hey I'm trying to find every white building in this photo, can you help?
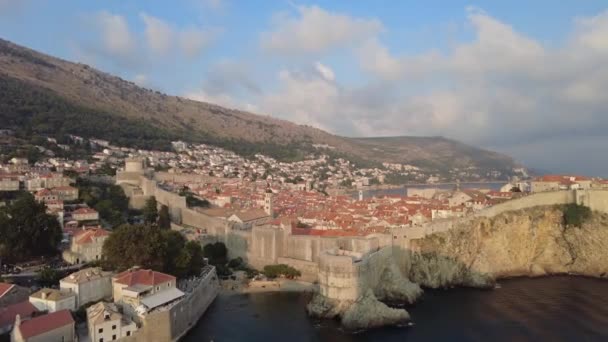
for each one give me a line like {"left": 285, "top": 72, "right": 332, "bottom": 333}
{"left": 60, "top": 268, "right": 112, "bottom": 308}
{"left": 29, "top": 288, "right": 76, "bottom": 313}
{"left": 87, "top": 302, "right": 138, "bottom": 342}
{"left": 62, "top": 228, "right": 110, "bottom": 264}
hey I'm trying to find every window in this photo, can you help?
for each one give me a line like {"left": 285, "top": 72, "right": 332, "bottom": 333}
{"left": 99, "top": 328, "right": 103, "bottom": 333}
{"left": 112, "top": 325, "right": 116, "bottom": 330}
{"left": 126, "top": 331, "right": 131, "bottom": 337}
{"left": 156, "top": 286, "right": 160, "bottom": 291}
{"left": 112, "top": 335, "right": 116, "bottom": 340}
{"left": 99, "top": 339, "right": 103, "bottom": 342}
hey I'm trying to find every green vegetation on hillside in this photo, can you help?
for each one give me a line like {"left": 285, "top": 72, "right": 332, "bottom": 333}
{"left": 0, "top": 193, "right": 62, "bottom": 263}
{"left": 563, "top": 203, "right": 592, "bottom": 228}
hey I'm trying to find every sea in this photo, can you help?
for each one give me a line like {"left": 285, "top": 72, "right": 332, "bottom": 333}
{"left": 183, "top": 276, "right": 608, "bottom": 342}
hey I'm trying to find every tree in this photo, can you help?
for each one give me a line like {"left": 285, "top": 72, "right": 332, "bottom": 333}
{"left": 0, "top": 193, "right": 62, "bottom": 263}
{"left": 262, "top": 264, "right": 301, "bottom": 279}
{"left": 203, "top": 242, "right": 227, "bottom": 266}
{"left": 143, "top": 196, "right": 158, "bottom": 224}
{"left": 37, "top": 267, "right": 62, "bottom": 287}
{"left": 158, "top": 205, "right": 171, "bottom": 230}
{"left": 101, "top": 224, "right": 203, "bottom": 278}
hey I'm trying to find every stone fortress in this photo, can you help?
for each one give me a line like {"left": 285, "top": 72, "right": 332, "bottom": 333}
{"left": 117, "top": 158, "right": 608, "bottom": 328}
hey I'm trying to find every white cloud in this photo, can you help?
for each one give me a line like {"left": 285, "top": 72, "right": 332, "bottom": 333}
{"left": 178, "top": 28, "right": 218, "bottom": 58}
{"left": 133, "top": 74, "right": 148, "bottom": 86}
{"left": 94, "top": 11, "right": 136, "bottom": 60}
{"left": 140, "top": 13, "right": 173, "bottom": 55}
{"left": 200, "top": 0, "right": 225, "bottom": 10}
{"left": 245, "top": 8, "right": 608, "bottom": 176}
{"left": 314, "top": 62, "right": 335, "bottom": 82}
{"left": 261, "top": 5, "right": 383, "bottom": 55}
{"left": 140, "top": 12, "right": 218, "bottom": 58}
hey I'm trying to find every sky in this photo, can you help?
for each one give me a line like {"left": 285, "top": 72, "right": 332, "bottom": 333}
{"left": 1, "top": 1, "right": 608, "bottom": 176}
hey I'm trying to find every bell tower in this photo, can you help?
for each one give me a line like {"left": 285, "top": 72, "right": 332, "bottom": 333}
{"left": 264, "top": 191, "right": 274, "bottom": 217}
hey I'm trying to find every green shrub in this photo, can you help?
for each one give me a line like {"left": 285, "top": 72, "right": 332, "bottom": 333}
{"left": 262, "top": 264, "right": 301, "bottom": 279}
{"left": 563, "top": 203, "right": 591, "bottom": 227}
{"left": 227, "top": 257, "right": 243, "bottom": 269}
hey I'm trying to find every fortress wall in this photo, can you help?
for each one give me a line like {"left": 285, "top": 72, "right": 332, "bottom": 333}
{"left": 135, "top": 268, "right": 219, "bottom": 342}
{"left": 476, "top": 190, "right": 575, "bottom": 218}
{"left": 318, "top": 254, "right": 360, "bottom": 300}
{"left": 181, "top": 208, "right": 228, "bottom": 238}
{"left": 226, "top": 229, "right": 252, "bottom": 261}
{"left": 579, "top": 190, "right": 608, "bottom": 213}
{"left": 248, "top": 226, "right": 285, "bottom": 269}
{"left": 153, "top": 172, "right": 227, "bottom": 184}
{"left": 277, "top": 257, "right": 319, "bottom": 282}
{"left": 115, "top": 171, "right": 143, "bottom": 186}
{"left": 318, "top": 247, "right": 395, "bottom": 301}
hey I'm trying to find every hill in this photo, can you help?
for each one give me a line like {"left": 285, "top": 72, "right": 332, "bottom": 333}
{"left": 0, "top": 38, "right": 521, "bottom": 176}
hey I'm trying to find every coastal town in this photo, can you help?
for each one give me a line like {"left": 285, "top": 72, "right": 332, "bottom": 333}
{"left": 0, "top": 132, "right": 608, "bottom": 342}
{"left": 1, "top": 133, "right": 608, "bottom": 341}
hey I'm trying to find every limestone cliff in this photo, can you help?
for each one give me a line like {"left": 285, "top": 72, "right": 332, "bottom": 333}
{"left": 307, "top": 289, "right": 410, "bottom": 331}
{"left": 409, "top": 206, "right": 608, "bottom": 288}
{"left": 375, "top": 263, "right": 423, "bottom": 303}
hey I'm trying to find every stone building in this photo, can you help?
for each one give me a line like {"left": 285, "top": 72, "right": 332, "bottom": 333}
{"left": 0, "top": 175, "right": 19, "bottom": 192}
{"left": 63, "top": 228, "right": 110, "bottom": 264}
{"left": 228, "top": 209, "right": 270, "bottom": 230}
{"left": 72, "top": 207, "right": 100, "bottom": 222}
{"left": 60, "top": 268, "right": 112, "bottom": 308}
{"left": 86, "top": 302, "right": 138, "bottom": 342}
{"left": 29, "top": 289, "right": 76, "bottom": 313}
{"left": 11, "top": 310, "right": 75, "bottom": 342}
{"left": 112, "top": 268, "right": 184, "bottom": 319}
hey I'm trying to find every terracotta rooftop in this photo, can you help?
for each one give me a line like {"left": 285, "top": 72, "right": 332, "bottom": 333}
{"left": 0, "top": 301, "right": 38, "bottom": 328}
{"left": 61, "top": 267, "right": 111, "bottom": 284}
{"left": 17, "top": 309, "right": 74, "bottom": 339}
{"left": 113, "top": 269, "right": 175, "bottom": 287}
{"left": 30, "top": 288, "right": 75, "bottom": 302}
{"left": 74, "top": 228, "right": 109, "bottom": 245}
{"left": 0, "top": 283, "right": 14, "bottom": 298}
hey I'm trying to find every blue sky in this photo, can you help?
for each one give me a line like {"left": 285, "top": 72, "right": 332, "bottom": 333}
{"left": 2, "top": 1, "right": 608, "bottom": 176}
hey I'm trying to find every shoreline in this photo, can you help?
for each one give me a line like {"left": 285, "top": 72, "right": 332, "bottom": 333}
{"left": 220, "top": 278, "right": 318, "bottom": 296}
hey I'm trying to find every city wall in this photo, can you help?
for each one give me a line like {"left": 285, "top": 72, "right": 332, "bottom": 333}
{"left": 118, "top": 167, "right": 608, "bottom": 303}
{"left": 134, "top": 268, "right": 220, "bottom": 342}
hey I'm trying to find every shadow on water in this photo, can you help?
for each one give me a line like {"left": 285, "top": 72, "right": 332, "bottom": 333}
{"left": 183, "top": 276, "right": 608, "bottom": 342}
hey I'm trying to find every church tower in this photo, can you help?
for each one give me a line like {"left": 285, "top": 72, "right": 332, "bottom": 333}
{"left": 358, "top": 190, "right": 364, "bottom": 201}
{"left": 264, "top": 191, "right": 274, "bottom": 217}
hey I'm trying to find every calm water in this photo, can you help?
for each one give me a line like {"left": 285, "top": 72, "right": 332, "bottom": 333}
{"left": 184, "top": 276, "right": 608, "bottom": 342}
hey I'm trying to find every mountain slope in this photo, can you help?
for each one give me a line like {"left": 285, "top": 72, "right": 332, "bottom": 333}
{"left": 0, "top": 38, "right": 520, "bottom": 174}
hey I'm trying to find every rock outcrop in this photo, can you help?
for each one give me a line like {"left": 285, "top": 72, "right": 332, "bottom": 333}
{"left": 308, "top": 206, "right": 608, "bottom": 331}
{"left": 375, "top": 263, "right": 423, "bottom": 303}
{"left": 409, "top": 206, "right": 608, "bottom": 287}
{"left": 341, "top": 290, "right": 410, "bottom": 330}
{"left": 307, "top": 290, "right": 410, "bottom": 330}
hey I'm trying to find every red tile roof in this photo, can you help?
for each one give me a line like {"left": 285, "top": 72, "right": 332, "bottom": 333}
{"left": 73, "top": 228, "right": 109, "bottom": 244}
{"left": 18, "top": 309, "right": 74, "bottom": 339}
{"left": 0, "top": 301, "right": 38, "bottom": 328}
{"left": 0, "top": 283, "right": 14, "bottom": 298}
{"left": 73, "top": 207, "right": 98, "bottom": 214}
{"left": 113, "top": 269, "right": 175, "bottom": 287}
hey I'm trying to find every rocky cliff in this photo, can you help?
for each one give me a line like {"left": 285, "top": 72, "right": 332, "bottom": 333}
{"left": 308, "top": 206, "right": 608, "bottom": 330}
{"left": 408, "top": 206, "right": 608, "bottom": 288}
